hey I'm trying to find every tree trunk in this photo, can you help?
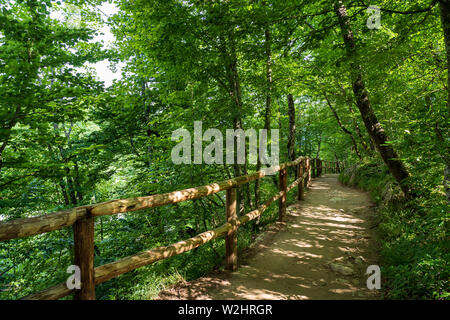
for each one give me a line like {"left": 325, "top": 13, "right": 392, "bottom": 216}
{"left": 440, "top": 1, "right": 450, "bottom": 109}
{"left": 334, "top": 1, "right": 412, "bottom": 198}
{"left": 0, "top": 104, "right": 21, "bottom": 175}
{"left": 223, "top": 31, "right": 252, "bottom": 213}
{"left": 58, "top": 181, "right": 70, "bottom": 206}
{"left": 287, "top": 93, "right": 297, "bottom": 179}
{"left": 349, "top": 103, "right": 372, "bottom": 154}
{"left": 73, "top": 161, "right": 83, "bottom": 203}
{"left": 339, "top": 84, "right": 372, "bottom": 154}
{"left": 48, "top": 145, "right": 70, "bottom": 206}
{"left": 287, "top": 94, "right": 296, "bottom": 163}
{"left": 439, "top": 0, "right": 450, "bottom": 202}
{"left": 324, "top": 92, "right": 362, "bottom": 159}
{"left": 316, "top": 133, "right": 322, "bottom": 159}
{"left": 142, "top": 80, "right": 153, "bottom": 167}
{"left": 66, "top": 173, "right": 78, "bottom": 206}
{"left": 255, "top": 28, "right": 273, "bottom": 207}
{"left": 230, "top": 60, "right": 253, "bottom": 212}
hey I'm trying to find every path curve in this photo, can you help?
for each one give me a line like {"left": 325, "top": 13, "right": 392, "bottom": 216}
{"left": 158, "top": 174, "right": 380, "bottom": 300}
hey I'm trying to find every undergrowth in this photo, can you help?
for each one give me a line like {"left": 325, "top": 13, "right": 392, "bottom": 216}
{"left": 99, "top": 180, "right": 289, "bottom": 300}
{"left": 339, "top": 160, "right": 449, "bottom": 300}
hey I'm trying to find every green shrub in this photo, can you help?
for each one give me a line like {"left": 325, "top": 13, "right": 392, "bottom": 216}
{"left": 339, "top": 161, "right": 449, "bottom": 300}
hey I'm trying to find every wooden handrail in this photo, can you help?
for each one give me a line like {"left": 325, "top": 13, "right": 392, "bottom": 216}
{"left": 1, "top": 156, "right": 345, "bottom": 300}
{"left": 0, "top": 158, "right": 304, "bottom": 241}
{"left": 0, "top": 207, "right": 89, "bottom": 241}
{"left": 22, "top": 172, "right": 310, "bottom": 300}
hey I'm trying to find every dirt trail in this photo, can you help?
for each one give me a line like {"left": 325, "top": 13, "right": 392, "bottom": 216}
{"left": 158, "top": 174, "right": 380, "bottom": 300}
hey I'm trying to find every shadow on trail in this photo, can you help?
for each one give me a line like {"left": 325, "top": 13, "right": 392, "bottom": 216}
{"left": 158, "top": 174, "right": 380, "bottom": 300}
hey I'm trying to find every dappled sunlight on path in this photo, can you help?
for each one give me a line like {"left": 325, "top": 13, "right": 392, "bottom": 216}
{"left": 158, "top": 174, "right": 380, "bottom": 300}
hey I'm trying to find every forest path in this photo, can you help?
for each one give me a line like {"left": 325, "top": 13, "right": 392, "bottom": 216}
{"left": 157, "top": 174, "right": 380, "bottom": 300}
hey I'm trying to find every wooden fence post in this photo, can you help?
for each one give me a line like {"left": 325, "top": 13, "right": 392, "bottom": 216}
{"left": 315, "top": 159, "right": 317, "bottom": 176}
{"left": 73, "top": 212, "right": 95, "bottom": 300}
{"left": 305, "top": 158, "right": 311, "bottom": 187}
{"left": 315, "top": 159, "right": 319, "bottom": 177}
{"left": 225, "top": 187, "right": 237, "bottom": 271}
{"left": 316, "top": 158, "right": 320, "bottom": 177}
{"left": 278, "top": 168, "right": 287, "bottom": 221}
{"left": 311, "top": 159, "right": 316, "bottom": 178}
{"left": 313, "top": 158, "right": 319, "bottom": 178}
{"left": 297, "top": 160, "right": 304, "bottom": 201}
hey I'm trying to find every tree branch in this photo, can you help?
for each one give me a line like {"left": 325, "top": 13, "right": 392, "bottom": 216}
{"left": 356, "top": 0, "right": 438, "bottom": 15}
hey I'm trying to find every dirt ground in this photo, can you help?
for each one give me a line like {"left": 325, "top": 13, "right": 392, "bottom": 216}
{"left": 157, "top": 174, "right": 381, "bottom": 300}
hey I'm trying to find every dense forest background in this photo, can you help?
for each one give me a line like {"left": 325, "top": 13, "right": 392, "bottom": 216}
{"left": 0, "top": 0, "right": 448, "bottom": 300}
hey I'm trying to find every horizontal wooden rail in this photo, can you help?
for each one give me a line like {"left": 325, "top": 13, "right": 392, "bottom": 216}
{"left": 0, "top": 207, "right": 88, "bottom": 241}
{"left": 22, "top": 172, "right": 310, "bottom": 300}
{"left": 0, "top": 158, "right": 305, "bottom": 241}
{"left": 82, "top": 157, "right": 303, "bottom": 217}
{"left": 2, "top": 156, "right": 345, "bottom": 300}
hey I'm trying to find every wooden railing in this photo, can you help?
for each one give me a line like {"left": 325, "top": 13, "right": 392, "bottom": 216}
{"left": 0, "top": 156, "right": 343, "bottom": 300}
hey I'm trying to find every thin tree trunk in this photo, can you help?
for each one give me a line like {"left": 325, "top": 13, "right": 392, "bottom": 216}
{"left": 316, "top": 133, "right": 322, "bottom": 159}
{"left": 264, "top": 29, "right": 273, "bottom": 136}
{"left": 287, "top": 94, "right": 296, "bottom": 162}
{"left": 324, "top": 92, "right": 362, "bottom": 159}
{"left": 334, "top": 1, "right": 412, "bottom": 197}
{"left": 224, "top": 31, "right": 252, "bottom": 213}
{"left": 53, "top": 123, "right": 78, "bottom": 205}
{"left": 58, "top": 181, "right": 70, "bottom": 206}
{"left": 338, "top": 83, "right": 372, "bottom": 154}
{"left": 439, "top": 1, "right": 450, "bottom": 111}
{"left": 255, "top": 28, "right": 273, "bottom": 207}
{"left": 73, "top": 161, "right": 83, "bottom": 203}
{"left": 142, "top": 80, "right": 153, "bottom": 167}
{"left": 48, "top": 145, "right": 70, "bottom": 205}
{"left": 288, "top": 93, "right": 298, "bottom": 179}
{"left": 64, "top": 173, "right": 77, "bottom": 205}
{"left": 0, "top": 104, "right": 21, "bottom": 175}
{"left": 438, "top": 0, "right": 450, "bottom": 202}
{"left": 231, "top": 60, "right": 253, "bottom": 212}
{"left": 349, "top": 103, "right": 372, "bottom": 154}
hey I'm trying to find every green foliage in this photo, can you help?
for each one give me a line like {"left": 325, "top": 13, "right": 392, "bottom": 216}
{"left": 340, "top": 162, "right": 449, "bottom": 300}
{"left": 339, "top": 161, "right": 398, "bottom": 205}
{"left": 379, "top": 200, "right": 449, "bottom": 300}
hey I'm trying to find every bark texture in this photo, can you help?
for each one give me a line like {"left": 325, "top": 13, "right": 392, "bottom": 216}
{"left": 334, "top": 1, "right": 412, "bottom": 197}
{"left": 439, "top": 0, "right": 450, "bottom": 202}
{"left": 287, "top": 93, "right": 297, "bottom": 165}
